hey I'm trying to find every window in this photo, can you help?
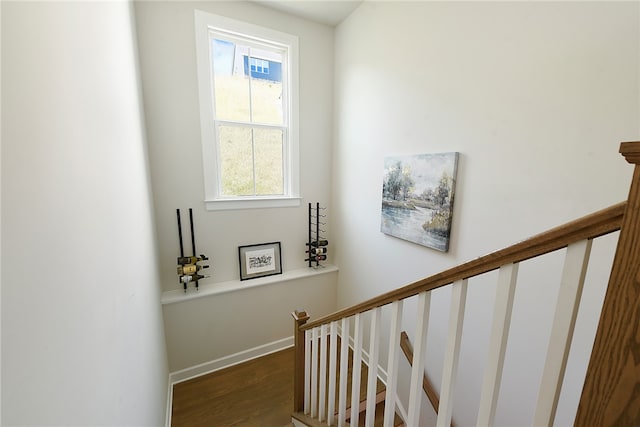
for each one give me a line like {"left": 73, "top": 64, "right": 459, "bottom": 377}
{"left": 194, "top": 11, "right": 300, "bottom": 210}
{"left": 249, "top": 58, "right": 270, "bottom": 75}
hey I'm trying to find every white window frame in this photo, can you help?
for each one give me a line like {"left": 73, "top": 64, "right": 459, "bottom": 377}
{"left": 194, "top": 10, "right": 300, "bottom": 210}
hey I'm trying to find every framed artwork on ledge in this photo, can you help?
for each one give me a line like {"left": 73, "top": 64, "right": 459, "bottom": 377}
{"left": 238, "top": 241, "right": 282, "bottom": 281}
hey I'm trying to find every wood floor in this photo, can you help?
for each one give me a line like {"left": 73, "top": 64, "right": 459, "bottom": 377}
{"left": 172, "top": 348, "right": 295, "bottom": 427}
{"left": 171, "top": 344, "right": 403, "bottom": 426}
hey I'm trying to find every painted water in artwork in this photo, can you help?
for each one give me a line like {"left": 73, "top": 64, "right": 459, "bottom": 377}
{"left": 381, "top": 152, "right": 459, "bottom": 251}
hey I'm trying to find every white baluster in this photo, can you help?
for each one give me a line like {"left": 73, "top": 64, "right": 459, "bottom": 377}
{"left": 350, "top": 312, "right": 365, "bottom": 426}
{"left": 477, "top": 263, "right": 519, "bottom": 426}
{"left": 383, "top": 300, "right": 404, "bottom": 427}
{"left": 533, "top": 240, "right": 592, "bottom": 426}
{"left": 328, "top": 321, "right": 338, "bottom": 426}
{"left": 407, "top": 291, "right": 432, "bottom": 426}
{"left": 338, "top": 316, "right": 350, "bottom": 427}
{"left": 305, "top": 329, "right": 311, "bottom": 414}
{"left": 312, "top": 327, "right": 320, "bottom": 418}
{"left": 319, "top": 323, "right": 328, "bottom": 422}
{"left": 365, "top": 307, "right": 382, "bottom": 427}
{"left": 437, "top": 279, "right": 468, "bottom": 427}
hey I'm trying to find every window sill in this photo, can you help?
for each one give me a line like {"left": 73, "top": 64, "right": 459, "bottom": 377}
{"left": 161, "top": 264, "right": 338, "bottom": 305}
{"left": 204, "top": 196, "right": 301, "bottom": 211}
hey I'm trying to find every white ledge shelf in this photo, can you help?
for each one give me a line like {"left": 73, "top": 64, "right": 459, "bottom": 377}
{"left": 161, "top": 264, "right": 338, "bottom": 305}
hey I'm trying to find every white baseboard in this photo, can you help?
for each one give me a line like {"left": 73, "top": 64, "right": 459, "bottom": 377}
{"left": 291, "top": 417, "right": 307, "bottom": 427}
{"left": 165, "top": 336, "right": 294, "bottom": 427}
{"left": 169, "top": 336, "right": 294, "bottom": 384}
{"left": 165, "top": 376, "right": 173, "bottom": 427}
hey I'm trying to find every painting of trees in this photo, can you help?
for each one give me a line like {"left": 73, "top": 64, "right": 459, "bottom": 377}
{"left": 381, "top": 152, "right": 459, "bottom": 251}
{"left": 383, "top": 161, "right": 415, "bottom": 202}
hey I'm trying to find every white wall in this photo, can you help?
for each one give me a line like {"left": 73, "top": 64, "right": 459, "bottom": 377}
{"left": 134, "top": 1, "right": 337, "bottom": 371}
{"left": 163, "top": 272, "right": 337, "bottom": 371}
{"left": 333, "top": 2, "right": 639, "bottom": 426}
{"left": 2, "top": 2, "right": 169, "bottom": 425}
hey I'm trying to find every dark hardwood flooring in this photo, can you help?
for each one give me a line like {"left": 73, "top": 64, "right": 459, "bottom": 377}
{"left": 172, "top": 348, "right": 294, "bottom": 427}
{"left": 171, "top": 343, "right": 402, "bottom": 426}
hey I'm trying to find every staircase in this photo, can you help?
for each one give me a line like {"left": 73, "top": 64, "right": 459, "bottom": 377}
{"left": 291, "top": 141, "right": 640, "bottom": 426}
{"left": 291, "top": 338, "right": 404, "bottom": 427}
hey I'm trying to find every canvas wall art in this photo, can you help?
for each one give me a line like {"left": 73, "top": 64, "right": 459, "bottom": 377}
{"left": 381, "top": 152, "right": 459, "bottom": 252}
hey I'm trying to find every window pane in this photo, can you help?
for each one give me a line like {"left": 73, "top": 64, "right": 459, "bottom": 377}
{"left": 212, "top": 39, "right": 250, "bottom": 122}
{"left": 218, "top": 126, "right": 254, "bottom": 196}
{"left": 254, "top": 128, "right": 284, "bottom": 195}
{"left": 248, "top": 49, "right": 283, "bottom": 126}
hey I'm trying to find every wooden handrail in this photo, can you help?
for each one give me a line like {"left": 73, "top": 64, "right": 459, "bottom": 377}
{"left": 302, "top": 201, "right": 625, "bottom": 331}
{"left": 576, "top": 141, "right": 640, "bottom": 425}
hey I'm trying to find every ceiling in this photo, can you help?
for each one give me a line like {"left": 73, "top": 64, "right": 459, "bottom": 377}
{"left": 253, "top": 1, "right": 363, "bottom": 26}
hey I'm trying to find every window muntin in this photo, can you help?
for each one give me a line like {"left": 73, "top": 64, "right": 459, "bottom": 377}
{"left": 194, "top": 11, "right": 299, "bottom": 210}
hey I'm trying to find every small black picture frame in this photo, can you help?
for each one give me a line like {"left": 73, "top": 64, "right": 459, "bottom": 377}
{"left": 238, "top": 241, "right": 282, "bottom": 281}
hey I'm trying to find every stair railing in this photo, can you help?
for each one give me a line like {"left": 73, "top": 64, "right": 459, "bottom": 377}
{"left": 293, "top": 141, "right": 640, "bottom": 426}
